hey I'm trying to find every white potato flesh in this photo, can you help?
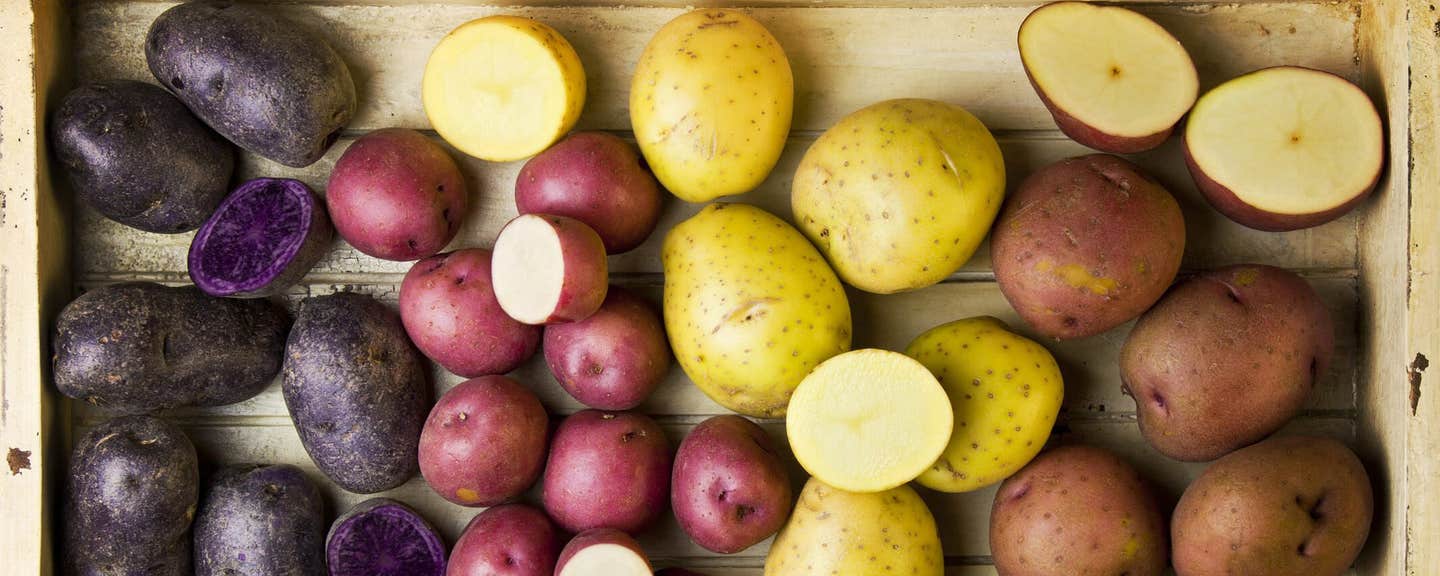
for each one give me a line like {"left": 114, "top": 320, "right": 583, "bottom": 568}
{"left": 491, "top": 215, "right": 564, "bottom": 325}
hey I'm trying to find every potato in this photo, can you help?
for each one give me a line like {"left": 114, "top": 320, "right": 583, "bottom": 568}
{"left": 418, "top": 376, "right": 549, "bottom": 506}
{"left": 188, "top": 178, "right": 334, "bottom": 298}
{"left": 991, "top": 154, "right": 1185, "bottom": 339}
{"left": 556, "top": 529, "right": 651, "bottom": 576}
{"left": 492, "top": 214, "right": 610, "bottom": 325}
{"left": 990, "top": 444, "right": 1168, "bottom": 576}
{"left": 1172, "top": 435, "right": 1372, "bottom": 576}
{"left": 543, "top": 287, "right": 670, "bottom": 410}
{"left": 282, "top": 292, "right": 429, "bottom": 493}
{"left": 630, "top": 9, "right": 793, "bottom": 202}
{"left": 905, "top": 316, "right": 1064, "bottom": 493}
{"left": 327, "top": 128, "right": 469, "bottom": 261}
{"left": 65, "top": 415, "right": 198, "bottom": 576}
{"left": 194, "top": 464, "right": 325, "bottom": 576}
{"left": 672, "top": 415, "right": 792, "bottom": 554}
{"left": 543, "top": 410, "right": 672, "bottom": 533}
{"left": 448, "top": 504, "right": 561, "bottom": 576}
{"left": 327, "top": 498, "right": 447, "bottom": 576}
{"left": 146, "top": 1, "right": 355, "bottom": 167}
{"left": 400, "top": 249, "right": 541, "bottom": 377}
{"left": 764, "top": 477, "right": 942, "bottom": 576}
{"left": 1120, "top": 264, "right": 1334, "bottom": 461}
{"left": 516, "top": 132, "right": 663, "bottom": 254}
{"left": 52, "top": 80, "right": 234, "bottom": 233}
{"left": 663, "top": 203, "right": 852, "bottom": 417}
{"left": 424, "top": 16, "right": 585, "bottom": 162}
{"left": 53, "top": 282, "right": 288, "bottom": 414}
{"left": 792, "top": 98, "right": 1006, "bottom": 294}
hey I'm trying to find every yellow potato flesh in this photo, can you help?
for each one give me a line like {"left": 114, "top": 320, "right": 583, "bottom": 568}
{"left": 785, "top": 349, "right": 953, "bottom": 493}
{"left": 764, "top": 478, "right": 943, "bottom": 576}
{"left": 423, "top": 16, "right": 585, "bottom": 162}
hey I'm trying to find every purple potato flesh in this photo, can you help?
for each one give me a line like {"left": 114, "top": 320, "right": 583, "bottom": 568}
{"left": 189, "top": 178, "right": 333, "bottom": 298}
{"left": 327, "top": 498, "right": 446, "bottom": 576}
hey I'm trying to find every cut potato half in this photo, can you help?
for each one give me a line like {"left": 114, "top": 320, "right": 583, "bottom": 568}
{"left": 423, "top": 16, "right": 586, "bottom": 161}
{"left": 786, "top": 349, "right": 954, "bottom": 493}
{"left": 491, "top": 214, "right": 608, "bottom": 325}
{"left": 1019, "top": 2, "right": 1197, "bottom": 153}
{"left": 1185, "top": 66, "right": 1383, "bottom": 231}
{"left": 557, "top": 529, "right": 651, "bottom": 576}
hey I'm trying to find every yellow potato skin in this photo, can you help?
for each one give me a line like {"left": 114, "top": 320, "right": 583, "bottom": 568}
{"left": 662, "top": 203, "right": 851, "bottom": 417}
{"left": 792, "top": 99, "right": 1005, "bottom": 293}
{"left": 905, "top": 316, "right": 1064, "bottom": 493}
{"left": 631, "top": 9, "right": 793, "bottom": 202}
{"left": 765, "top": 478, "right": 943, "bottom": 576}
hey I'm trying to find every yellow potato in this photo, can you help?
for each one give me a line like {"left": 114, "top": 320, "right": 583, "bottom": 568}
{"left": 786, "top": 349, "right": 953, "bottom": 493}
{"left": 765, "top": 477, "right": 943, "bottom": 576}
{"left": 630, "top": 9, "right": 793, "bottom": 202}
{"left": 792, "top": 98, "right": 1006, "bottom": 293}
{"left": 423, "top": 16, "right": 585, "bottom": 161}
{"left": 662, "top": 203, "right": 851, "bottom": 417}
{"left": 905, "top": 317, "right": 1064, "bottom": 493}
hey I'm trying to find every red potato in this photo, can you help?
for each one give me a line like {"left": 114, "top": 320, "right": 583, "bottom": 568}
{"left": 447, "top": 504, "right": 561, "bottom": 576}
{"left": 543, "top": 287, "right": 670, "bottom": 410}
{"left": 543, "top": 410, "right": 672, "bottom": 534}
{"left": 401, "top": 249, "right": 541, "bottom": 377}
{"left": 671, "top": 415, "right": 792, "bottom": 554}
{"left": 491, "top": 214, "right": 609, "bottom": 325}
{"left": 418, "top": 376, "right": 549, "bottom": 507}
{"left": 516, "top": 132, "right": 663, "bottom": 254}
{"left": 555, "top": 529, "right": 651, "bottom": 576}
{"left": 327, "top": 128, "right": 468, "bottom": 261}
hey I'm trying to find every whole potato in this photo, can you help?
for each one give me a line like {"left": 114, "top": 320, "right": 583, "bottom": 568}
{"left": 1172, "top": 436, "right": 1372, "bottom": 576}
{"left": 282, "top": 292, "right": 428, "bottom": 493}
{"left": 194, "top": 464, "right": 326, "bottom": 576}
{"left": 66, "top": 415, "right": 198, "bottom": 576}
{"left": 792, "top": 98, "right": 1006, "bottom": 294}
{"left": 145, "top": 1, "right": 355, "bottom": 167}
{"left": 400, "top": 249, "right": 541, "bottom": 377}
{"left": 543, "top": 410, "right": 672, "bottom": 534}
{"left": 418, "top": 376, "right": 549, "bottom": 507}
{"left": 663, "top": 203, "right": 852, "bottom": 417}
{"left": 991, "top": 154, "right": 1185, "bottom": 340}
{"left": 328, "top": 128, "right": 469, "bottom": 261}
{"left": 764, "top": 477, "right": 942, "bottom": 576}
{"left": 1120, "top": 264, "right": 1334, "bottom": 461}
{"left": 990, "top": 444, "right": 1168, "bottom": 576}
{"left": 52, "top": 80, "right": 234, "bottom": 233}
{"left": 630, "top": 9, "right": 793, "bottom": 202}
{"left": 447, "top": 504, "right": 561, "bottom": 576}
{"left": 672, "top": 415, "right": 792, "bottom": 554}
{"left": 543, "top": 287, "right": 670, "bottom": 410}
{"left": 516, "top": 132, "right": 662, "bottom": 254}
{"left": 53, "top": 282, "right": 288, "bottom": 414}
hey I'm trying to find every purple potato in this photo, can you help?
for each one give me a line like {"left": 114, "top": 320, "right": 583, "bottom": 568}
{"left": 189, "top": 178, "right": 333, "bottom": 298}
{"left": 327, "top": 498, "right": 446, "bottom": 576}
{"left": 194, "top": 464, "right": 325, "bottom": 576}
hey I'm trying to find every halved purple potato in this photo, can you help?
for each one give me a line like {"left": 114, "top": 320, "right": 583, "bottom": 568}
{"left": 188, "top": 178, "right": 333, "bottom": 298}
{"left": 327, "top": 498, "right": 446, "bottom": 576}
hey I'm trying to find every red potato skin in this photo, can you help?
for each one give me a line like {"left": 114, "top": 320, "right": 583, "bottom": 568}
{"left": 671, "top": 415, "right": 792, "bottom": 554}
{"left": 1024, "top": 67, "right": 1174, "bottom": 154}
{"left": 990, "top": 444, "right": 1169, "bottom": 576}
{"left": 1183, "top": 137, "right": 1378, "bottom": 232}
{"left": 516, "top": 132, "right": 663, "bottom": 254}
{"left": 447, "top": 504, "right": 561, "bottom": 576}
{"left": 499, "top": 215, "right": 609, "bottom": 324}
{"left": 418, "top": 376, "right": 550, "bottom": 507}
{"left": 401, "top": 249, "right": 541, "bottom": 377}
{"left": 1120, "top": 265, "right": 1334, "bottom": 462}
{"left": 327, "top": 128, "right": 468, "bottom": 261}
{"left": 542, "top": 410, "right": 672, "bottom": 534}
{"left": 555, "top": 529, "right": 649, "bottom": 573}
{"left": 991, "top": 154, "right": 1185, "bottom": 340}
{"left": 543, "top": 287, "right": 670, "bottom": 410}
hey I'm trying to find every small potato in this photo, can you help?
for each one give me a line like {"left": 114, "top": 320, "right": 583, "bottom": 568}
{"left": 491, "top": 214, "right": 609, "bottom": 325}
{"left": 327, "top": 498, "right": 447, "bottom": 576}
{"left": 764, "top": 477, "right": 942, "bottom": 576}
{"left": 631, "top": 9, "right": 792, "bottom": 202}
{"left": 543, "top": 287, "right": 670, "bottom": 410}
{"left": 400, "top": 249, "right": 541, "bottom": 377}
{"left": 905, "top": 316, "right": 1064, "bottom": 493}
{"left": 448, "top": 504, "right": 561, "bottom": 576}
{"left": 194, "top": 464, "right": 326, "bottom": 576}
{"left": 516, "top": 132, "right": 663, "bottom": 254}
{"left": 543, "top": 410, "right": 672, "bottom": 533}
{"left": 327, "top": 128, "right": 469, "bottom": 261}
{"left": 418, "top": 376, "right": 549, "bottom": 506}
{"left": 991, "top": 154, "right": 1185, "bottom": 339}
{"left": 672, "top": 415, "right": 792, "bottom": 554}
{"left": 556, "top": 529, "right": 651, "bottom": 576}
{"left": 990, "top": 444, "right": 1168, "bottom": 576}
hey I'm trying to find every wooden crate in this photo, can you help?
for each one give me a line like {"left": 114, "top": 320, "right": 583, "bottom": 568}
{"left": 2, "top": 0, "right": 1437, "bottom": 573}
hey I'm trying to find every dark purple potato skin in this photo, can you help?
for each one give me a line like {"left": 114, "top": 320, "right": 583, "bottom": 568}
{"left": 193, "top": 464, "right": 325, "bottom": 576}
{"left": 52, "top": 80, "right": 234, "bottom": 233}
{"left": 543, "top": 287, "right": 671, "bottom": 410}
{"left": 327, "top": 128, "right": 469, "bottom": 261}
{"left": 327, "top": 498, "right": 447, "bottom": 576}
{"left": 65, "top": 415, "right": 198, "bottom": 576}
{"left": 145, "top": 1, "right": 355, "bottom": 167}
{"left": 446, "top": 504, "right": 561, "bottom": 576}
{"left": 53, "top": 282, "right": 288, "bottom": 414}
{"left": 282, "top": 293, "right": 428, "bottom": 493}
{"left": 515, "top": 131, "right": 663, "bottom": 254}
{"left": 671, "top": 415, "right": 792, "bottom": 554}
{"left": 543, "top": 410, "right": 673, "bottom": 534}
{"left": 189, "top": 178, "right": 333, "bottom": 298}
